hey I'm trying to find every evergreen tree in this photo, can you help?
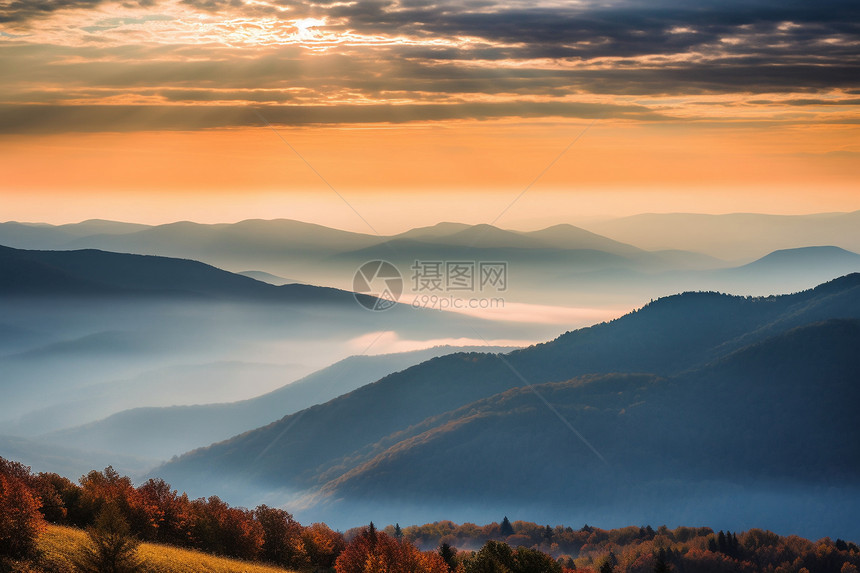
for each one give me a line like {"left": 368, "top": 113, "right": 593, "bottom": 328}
{"left": 543, "top": 525, "right": 553, "bottom": 541}
{"left": 717, "top": 531, "right": 727, "bottom": 553}
{"left": 439, "top": 542, "right": 457, "bottom": 572}
{"left": 599, "top": 551, "right": 617, "bottom": 573}
{"left": 394, "top": 523, "right": 403, "bottom": 539}
{"left": 500, "top": 516, "right": 514, "bottom": 537}
{"left": 654, "top": 547, "right": 670, "bottom": 573}
{"left": 367, "top": 522, "right": 377, "bottom": 548}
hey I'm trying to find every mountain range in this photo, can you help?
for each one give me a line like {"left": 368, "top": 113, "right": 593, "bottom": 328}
{"left": 4, "top": 217, "right": 859, "bottom": 309}
{"left": 155, "top": 273, "right": 860, "bottom": 536}
{"left": 1, "top": 221, "right": 859, "bottom": 537}
{"left": 0, "top": 244, "right": 544, "bottom": 445}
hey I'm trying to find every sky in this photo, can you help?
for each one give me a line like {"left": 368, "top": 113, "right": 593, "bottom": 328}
{"left": 0, "top": 0, "right": 858, "bottom": 232}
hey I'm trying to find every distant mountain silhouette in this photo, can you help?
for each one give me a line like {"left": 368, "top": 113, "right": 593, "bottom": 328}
{"left": 0, "top": 219, "right": 761, "bottom": 309}
{"left": 586, "top": 211, "right": 860, "bottom": 259}
{"left": 342, "top": 222, "right": 643, "bottom": 260}
{"left": 392, "top": 222, "right": 473, "bottom": 241}
{"left": 2, "top": 218, "right": 642, "bottom": 257}
{"left": 0, "top": 220, "right": 149, "bottom": 250}
{"left": 738, "top": 246, "right": 860, "bottom": 272}
{"left": 519, "top": 223, "right": 642, "bottom": 255}
{"left": 40, "top": 346, "right": 515, "bottom": 460}
{"left": 158, "top": 274, "right": 860, "bottom": 500}
{"left": 0, "top": 244, "right": 370, "bottom": 304}
{"left": 67, "top": 219, "right": 382, "bottom": 256}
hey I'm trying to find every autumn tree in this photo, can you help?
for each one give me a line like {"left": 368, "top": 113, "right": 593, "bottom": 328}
{"left": 190, "top": 496, "right": 264, "bottom": 560}
{"left": 136, "top": 478, "right": 194, "bottom": 545}
{"left": 0, "top": 467, "right": 45, "bottom": 560}
{"left": 79, "top": 467, "right": 150, "bottom": 537}
{"left": 255, "top": 505, "right": 306, "bottom": 567}
{"left": 34, "top": 472, "right": 81, "bottom": 524}
{"left": 302, "top": 522, "right": 346, "bottom": 569}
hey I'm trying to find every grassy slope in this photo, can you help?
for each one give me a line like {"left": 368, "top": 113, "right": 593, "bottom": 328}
{"left": 36, "top": 525, "right": 297, "bottom": 573}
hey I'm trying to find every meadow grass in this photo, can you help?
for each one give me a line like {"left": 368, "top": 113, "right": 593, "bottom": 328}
{"left": 35, "top": 524, "right": 298, "bottom": 573}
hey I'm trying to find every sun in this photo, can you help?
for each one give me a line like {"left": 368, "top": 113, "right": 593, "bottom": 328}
{"left": 294, "top": 17, "right": 326, "bottom": 41}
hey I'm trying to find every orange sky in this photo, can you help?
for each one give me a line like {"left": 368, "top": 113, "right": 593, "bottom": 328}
{"left": 1, "top": 0, "right": 858, "bottom": 228}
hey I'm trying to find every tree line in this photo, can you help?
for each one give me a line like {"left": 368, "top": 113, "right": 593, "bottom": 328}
{"left": 3, "top": 456, "right": 859, "bottom": 573}
{"left": 0, "top": 457, "right": 342, "bottom": 570}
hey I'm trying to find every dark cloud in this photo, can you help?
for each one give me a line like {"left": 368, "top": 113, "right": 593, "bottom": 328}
{"left": 178, "top": 0, "right": 242, "bottom": 12}
{"left": 0, "top": 101, "right": 667, "bottom": 133}
{"left": 322, "top": 0, "right": 859, "bottom": 57}
{"left": 1, "top": 0, "right": 857, "bottom": 131}
{"left": 0, "top": 0, "right": 104, "bottom": 23}
{"left": 0, "top": 0, "right": 152, "bottom": 23}
{"left": 3, "top": 41, "right": 857, "bottom": 103}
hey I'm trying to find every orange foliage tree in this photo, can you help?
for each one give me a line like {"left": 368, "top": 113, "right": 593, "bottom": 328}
{"left": 336, "top": 524, "right": 449, "bottom": 573}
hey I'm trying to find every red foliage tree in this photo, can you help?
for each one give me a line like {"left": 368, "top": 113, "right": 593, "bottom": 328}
{"left": 136, "top": 478, "right": 195, "bottom": 545}
{"left": 0, "top": 459, "right": 46, "bottom": 559}
{"left": 190, "top": 496, "right": 264, "bottom": 560}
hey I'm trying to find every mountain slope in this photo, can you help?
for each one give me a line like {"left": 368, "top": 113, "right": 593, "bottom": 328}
{"left": 320, "top": 319, "right": 860, "bottom": 503}
{"left": 0, "top": 244, "right": 368, "bottom": 304}
{"left": 157, "top": 274, "right": 860, "bottom": 494}
{"left": 40, "top": 346, "right": 516, "bottom": 460}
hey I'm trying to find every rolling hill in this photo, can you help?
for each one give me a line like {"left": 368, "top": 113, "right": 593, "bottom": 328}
{"left": 321, "top": 319, "right": 860, "bottom": 502}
